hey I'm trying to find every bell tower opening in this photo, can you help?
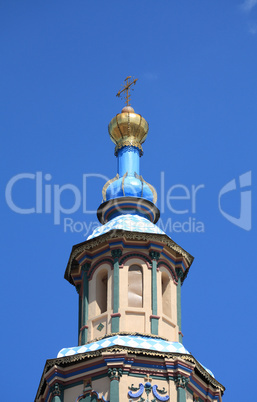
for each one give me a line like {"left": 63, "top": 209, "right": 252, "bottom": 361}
{"left": 128, "top": 264, "right": 143, "bottom": 308}
{"left": 162, "top": 271, "right": 171, "bottom": 318}
{"left": 96, "top": 269, "right": 108, "bottom": 314}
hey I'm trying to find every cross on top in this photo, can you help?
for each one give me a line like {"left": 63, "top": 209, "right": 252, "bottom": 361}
{"left": 116, "top": 76, "right": 138, "bottom": 106}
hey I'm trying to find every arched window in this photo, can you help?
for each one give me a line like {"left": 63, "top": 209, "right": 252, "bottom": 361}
{"left": 96, "top": 270, "right": 108, "bottom": 314}
{"left": 162, "top": 271, "right": 171, "bottom": 317}
{"left": 128, "top": 265, "right": 143, "bottom": 307}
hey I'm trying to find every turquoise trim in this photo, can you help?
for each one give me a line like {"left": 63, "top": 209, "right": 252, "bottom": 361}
{"left": 150, "top": 251, "right": 160, "bottom": 336}
{"left": 63, "top": 380, "right": 83, "bottom": 390}
{"left": 111, "top": 315, "right": 120, "bottom": 333}
{"left": 176, "top": 268, "right": 183, "bottom": 344}
{"left": 152, "top": 259, "right": 157, "bottom": 316}
{"left": 151, "top": 317, "right": 159, "bottom": 335}
{"left": 79, "top": 393, "right": 92, "bottom": 402}
{"left": 78, "top": 287, "right": 82, "bottom": 344}
{"left": 110, "top": 380, "right": 119, "bottom": 402}
{"left": 177, "top": 277, "right": 182, "bottom": 343}
{"left": 52, "top": 396, "right": 62, "bottom": 402}
{"left": 177, "top": 387, "right": 186, "bottom": 402}
{"left": 113, "top": 260, "right": 119, "bottom": 314}
{"left": 81, "top": 264, "right": 90, "bottom": 344}
{"left": 111, "top": 250, "right": 122, "bottom": 332}
{"left": 50, "top": 383, "right": 63, "bottom": 402}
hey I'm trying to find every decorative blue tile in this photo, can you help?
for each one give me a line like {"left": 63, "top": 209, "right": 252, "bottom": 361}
{"left": 87, "top": 214, "right": 166, "bottom": 240}
{"left": 57, "top": 335, "right": 188, "bottom": 358}
{"left": 57, "top": 335, "right": 214, "bottom": 378}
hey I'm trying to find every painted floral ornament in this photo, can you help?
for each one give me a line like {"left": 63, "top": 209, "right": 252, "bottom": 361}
{"left": 128, "top": 382, "right": 169, "bottom": 402}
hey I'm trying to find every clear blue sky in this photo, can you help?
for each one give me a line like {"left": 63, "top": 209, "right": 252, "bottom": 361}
{"left": 1, "top": 1, "right": 256, "bottom": 400}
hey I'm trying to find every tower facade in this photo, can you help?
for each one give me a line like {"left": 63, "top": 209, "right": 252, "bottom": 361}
{"left": 36, "top": 81, "right": 225, "bottom": 402}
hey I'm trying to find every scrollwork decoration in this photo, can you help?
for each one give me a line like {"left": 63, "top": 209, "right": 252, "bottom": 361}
{"left": 128, "top": 383, "right": 144, "bottom": 399}
{"left": 128, "top": 382, "right": 169, "bottom": 402}
{"left": 152, "top": 385, "right": 169, "bottom": 401}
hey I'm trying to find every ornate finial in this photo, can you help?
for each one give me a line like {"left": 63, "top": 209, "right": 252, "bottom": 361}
{"left": 116, "top": 76, "right": 138, "bottom": 106}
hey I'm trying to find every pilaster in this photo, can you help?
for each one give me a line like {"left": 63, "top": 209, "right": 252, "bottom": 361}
{"left": 50, "top": 382, "right": 63, "bottom": 402}
{"left": 108, "top": 367, "right": 122, "bottom": 402}
{"left": 174, "top": 375, "right": 189, "bottom": 402}
{"left": 175, "top": 267, "right": 183, "bottom": 343}
{"left": 81, "top": 263, "right": 90, "bottom": 345}
{"left": 149, "top": 250, "right": 160, "bottom": 335}
{"left": 76, "top": 285, "right": 81, "bottom": 345}
{"left": 111, "top": 249, "right": 122, "bottom": 333}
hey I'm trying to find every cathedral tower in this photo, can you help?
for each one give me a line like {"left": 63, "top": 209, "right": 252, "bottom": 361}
{"left": 36, "top": 78, "right": 225, "bottom": 402}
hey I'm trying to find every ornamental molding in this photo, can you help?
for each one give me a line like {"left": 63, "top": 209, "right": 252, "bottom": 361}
{"left": 128, "top": 382, "right": 169, "bottom": 402}
{"left": 87, "top": 331, "right": 169, "bottom": 344}
{"left": 174, "top": 375, "right": 189, "bottom": 389}
{"left": 149, "top": 250, "right": 160, "bottom": 261}
{"left": 36, "top": 345, "right": 224, "bottom": 400}
{"left": 65, "top": 230, "right": 193, "bottom": 285}
{"left": 175, "top": 267, "right": 184, "bottom": 280}
{"left": 111, "top": 249, "right": 122, "bottom": 261}
{"left": 98, "top": 196, "right": 159, "bottom": 225}
{"left": 119, "top": 252, "right": 152, "bottom": 268}
{"left": 157, "top": 261, "right": 177, "bottom": 283}
{"left": 87, "top": 258, "right": 113, "bottom": 280}
{"left": 50, "top": 382, "right": 63, "bottom": 396}
{"left": 180, "top": 354, "right": 223, "bottom": 389}
{"left": 114, "top": 141, "right": 143, "bottom": 156}
{"left": 82, "top": 262, "right": 91, "bottom": 272}
{"left": 107, "top": 367, "right": 123, "bottom": 381}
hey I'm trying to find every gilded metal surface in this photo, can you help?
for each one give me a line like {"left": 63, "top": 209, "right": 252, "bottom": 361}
{"left": 102, "top": 173, "right": 119, "bottom": 202}
{"left": 114, "top": 141, "right": 143, "bottom": 156}
{"left": 109, "top": 77, "right": 149, "bottom": 152}
{"left": 121, "top": 171, "right": 128, "bottom": 196}
{"left": 116, "top": 76, "right": 138, "bottom": 106}
{"left": 134, "top": 172, "right": 158, "bottom": 204}
{"left": 108, "top": 112, "right": 149, "bottom": 155}
{"left": 109, "top": 112, "right": 149, "bottom": 145}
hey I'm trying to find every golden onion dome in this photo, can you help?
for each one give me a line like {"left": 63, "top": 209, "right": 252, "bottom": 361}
{"left": 108, "top": 106, "right": 149, "bottom": 155}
